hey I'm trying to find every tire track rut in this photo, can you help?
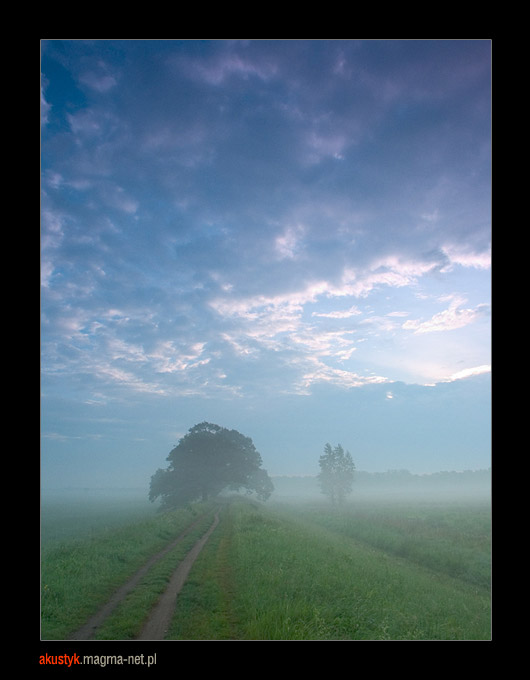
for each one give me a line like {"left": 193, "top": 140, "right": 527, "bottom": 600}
{"left": 137, "top": 511, "right": 220, "bottom": 640}
{"left": 68, "top": 510, "right": 219, "bottom": 641}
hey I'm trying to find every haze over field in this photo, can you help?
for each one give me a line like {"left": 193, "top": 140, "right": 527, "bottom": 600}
{"left": 41, "top": 40, "right": 491, "bottom": 491}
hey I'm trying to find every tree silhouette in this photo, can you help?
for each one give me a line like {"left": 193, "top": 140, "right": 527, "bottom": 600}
{"left": 318, "top": 443, "right": 355, "bottom": 505}
{"left": 149, "top": 422, "right": 274, "bottom": 509}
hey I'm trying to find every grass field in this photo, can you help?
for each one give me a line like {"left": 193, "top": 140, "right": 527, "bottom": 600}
{"left": 41, "top": 493, "right": 491, "bottom": 641}
{"left": 40, "top": 498, "right": 217, "bottom": 640}
{"left": 168, "top": 498, "right": 491, "bottom": 640}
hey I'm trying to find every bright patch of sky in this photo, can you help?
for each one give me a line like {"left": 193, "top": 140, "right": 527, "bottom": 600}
{"left": 41, "top": 40, "right": 491, "bottom": 487}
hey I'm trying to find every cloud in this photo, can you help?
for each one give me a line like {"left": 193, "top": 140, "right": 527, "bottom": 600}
{"left": 275, "top": 225, "right": 305, "bottom": 260}
{"left": 443, "top": 364, "right": 491, "bottom": 382}
{"left": 290, "top": 328, "right": 357, "bottom": 359}
{"left": 442, "top": 243, "right": 491, "bottom": 271}
{"left": 79, "top": 70, "right": 117, "bottom": 93}
{"left": 312, "top": 306, "right": 361, "bottom": 319}
{"left": 39, "top": 41, "right": 492, "bottom": 485}
{"left": 402, "top": 296, "right": 488, "bottom": 334}
{"left": 101, "top": 185, "right": 139, "bottom": 214}
{"left": 178, "top": 46, "right": 278, "bottom": 86}
{"left": 304, "top": 129, "right": 348, "bottom": 164}
{"left": 42, "top": 432, "right": 83, "bottom": 441}
{"left": 41, "top": 81, "right": 51, "bottom": 125}
{"left": 150, "top": 341, "right": 210, "bottom": 374}
{"left": 92, "top": 363, "right": 167, "bottom": 395}
{"left": 207, "top": 245, "right": 488, "bottom": 392}
{"left": 67, "top": 109, "right": 104, "bottom": 136}
{"left": 359, "top": 315, "right": 403, "bottom": 333}
{"left": 41, "top": 40, "right": 491, "bottom": 406}
{"left": 294, "top": 356, "right": 389, "bottom": 394}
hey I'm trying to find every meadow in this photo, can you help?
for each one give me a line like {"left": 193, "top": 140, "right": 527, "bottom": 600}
{"left": 168, "top": 498, "right": 491, "bottom": 640}
{"left": 41, "top": 491, "right": 491, "bottom": 641}
{"left": 41, "top": 494, "right": 217, "bottom": 640}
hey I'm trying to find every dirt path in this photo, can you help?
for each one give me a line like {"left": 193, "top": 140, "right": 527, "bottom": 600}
{"left": 137, "top": 511, "right": 220, "bottom": 640}
{"left": 68, "top": 511, "right": 218, "bottom": 641}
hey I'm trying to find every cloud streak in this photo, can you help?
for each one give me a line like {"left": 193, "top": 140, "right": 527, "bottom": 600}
{"left": 403, "top": 297, "right": 489, "bottom": 334}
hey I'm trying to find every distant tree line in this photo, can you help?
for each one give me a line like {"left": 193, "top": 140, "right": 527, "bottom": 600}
{"left": 354, "top": 469, "right": 491, "bottom": 485}
{"left": 270, "top": 466, "right": 490, "bottom": 502}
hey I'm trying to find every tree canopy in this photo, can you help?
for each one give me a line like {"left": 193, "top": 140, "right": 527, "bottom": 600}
{"left": 318, "top": 443, "right": 355, "bottom": 505}
{"left": 149, "top": 422, "right": 274, "bottom": 509}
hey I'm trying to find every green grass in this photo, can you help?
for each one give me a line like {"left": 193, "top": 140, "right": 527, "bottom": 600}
{"left": 278, "top": 500, "right": 492, "bottom": 588}
{"left": 41, "top": 501, "right": 215, "bottom": 640}
{"left": 41, "top": 495, "right": 492, "bottom": 641}
{"left": 167, "top": 499, "right": 491, "bottom": 640}
{"left": 165, "top": 504, "right": 238, "bottom": 640}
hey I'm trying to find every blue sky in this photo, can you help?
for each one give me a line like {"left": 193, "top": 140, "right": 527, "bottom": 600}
{"left": 41, "top": 40, "right": 491, "bottom": 489}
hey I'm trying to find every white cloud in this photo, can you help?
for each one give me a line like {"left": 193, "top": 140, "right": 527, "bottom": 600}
{"left": 67, "top": 110, "right": 103, "bottom": 136}
{"left": 213, "top": 254, "right": 438, "bottom": 324}
{"left": 208, "top": 253, "right": 460, "bottom": 389}
{"left": 443, "top": 364, "right": 491, "bottom": 382}
{"left": 106, "top": 337, "right": 148, "bottom": 364}
{"left": 184, "top": 51, "right": 277, "bottom": 86}
{"left": 334, "top": 256, "right": 439, "bottom": 300}
{"left": 312, "top": 306, "right": 361, "bottom": 319}
{"left": 275, "top": 225, "right": 305, "bottom": 260}
{"left": 210, "top": 287, "right": 312, "bottom": 326}
{"left": 360, "top": 315, "right": 402, "bottom": 333}
{"left": 290, "top": 328, "right": 356, "bottom": 359}
{"left": 41, "top": 41, "right": 491, "bottom": 407}
{"left": 221, "top": 333, "right": 258, "bottom": 358}
{"left": 304, "top": 130, "right": 348, "bottom": 164}
{"left": 403, "top": 297, "right": 487, "bottom": 334}
{"left": 294, "top": 356, "right": 389, "bottom": 394}
{"left": 41, "top": 260, "right": 55, "bottom": 289}
{"left": 150, "top": 341, "right": 209, "bottom": 374}
{"left": 442, "top": 243, "right": 491, "bottom": 270}
{"left": 42, "top": 432, "right": 82, "bottom": 441}
{"left": 79, "top": 71, "right": 117, "bottom": 93}
{"left": 41, "top": 84, "right": 51, "bottom": 125}
{"left": 93, "top": 364, "right": 167, "bottom": 395}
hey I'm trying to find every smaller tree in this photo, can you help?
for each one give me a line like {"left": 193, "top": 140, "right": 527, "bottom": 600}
{"left": 318, "top": 443, "right": 355, "bottom": 505}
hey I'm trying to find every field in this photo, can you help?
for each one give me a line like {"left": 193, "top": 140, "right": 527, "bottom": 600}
{"left": 41, "top": 490, "right": 491, "bottom": 641}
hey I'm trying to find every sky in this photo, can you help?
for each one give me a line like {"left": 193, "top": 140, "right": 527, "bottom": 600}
{"left": 41, "top": 40, "right": 491, "bottom": 490}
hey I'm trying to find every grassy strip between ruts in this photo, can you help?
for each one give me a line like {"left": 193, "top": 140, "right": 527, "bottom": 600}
{"left": 41, "top": 502, "right": 217, "bottom": 640}
{"left": 167, "top": 498, "right": 491, "bottom": 640}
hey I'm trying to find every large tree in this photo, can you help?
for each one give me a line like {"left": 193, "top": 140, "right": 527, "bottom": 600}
{"left": 318, "top": 443, "right": 355, "bottom": 505}
{"left": 149, "top": 422, "right": 274, "bottom": 509}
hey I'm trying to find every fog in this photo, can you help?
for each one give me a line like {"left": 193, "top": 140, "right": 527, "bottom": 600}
{"left": 269, "top": 469, "right": 491, "bottom": 505}
{"left": 41, "top": 487, "right": 155, "bottom": 543}
{"left": 41, "top": 468, "right": 491, "bottom": 507}
{"left": 41, "top": 469, "right": 491, "bottom": 544}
